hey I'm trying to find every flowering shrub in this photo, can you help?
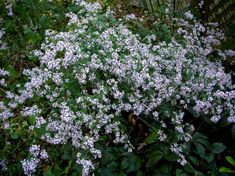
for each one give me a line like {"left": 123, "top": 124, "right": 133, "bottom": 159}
{"left": 0, "top": 0, "right": 234, "bottom": 175}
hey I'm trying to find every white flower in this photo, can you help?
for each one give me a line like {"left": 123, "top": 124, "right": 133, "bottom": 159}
{"left": 21, "top": 158, "right": 40, "bottom": 176}
{"left": 29, "top": 145, "right": 40, "bottom": 157}
{"left": 39, "top": 149, "right": 48, "bottom": 160}
{"left": 184, "top": 11, "right": 194, "bottom": 20}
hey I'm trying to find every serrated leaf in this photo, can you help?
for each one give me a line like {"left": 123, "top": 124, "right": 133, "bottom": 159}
{"left": 211, "top": 143, "right": 226, "bottom": 154}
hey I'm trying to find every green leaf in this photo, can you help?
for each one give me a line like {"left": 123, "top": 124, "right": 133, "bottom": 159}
{"left": 6, "top": 65, "right": 21, "bottom": 79}
{"left": 126, "top": 155, "right": 141, "bottom": 172}
{"left": 24, "top": 28, "right": 41, "bottom": 44}
{"left": 195, "top": 143, "right": 205, "bottom": 157}
{"left": 145, "top": 131, "right": 158, "bottom": 144}
{"left": 102, "top": 150, "right": 114, "bottom": 165}
{"left": 146, "top": 151, "right": 163, "bottom": 168}
{"left": 211, "top": 143, "right": 226, "bottom": 154}
{"left": 183, "top": 163, "right": 195, "bottom": 173}
{"left": 64, "top": 160, "right": 73, "bottom": 175}
{"left": 193, "top": 132, "right": 208, "bottom": 140}
{"left": 159, "top": 163, "right": 170, "bottom": 174}
{"left": 188, "top": 156, "right": 199, "bottom": 166}
{"left": 120, "top": 158, "right": 128, "bottom": 170}
{"left": 11, "top": 132, "right": 19, "bottom": 140}
{"left": 39, "top": 15, "right": 48, "bottom": 29}
{"left": 136, "top": 171, "right": 143, "bottom": 176}
{"left": 176, "top": 169, "right": 187, "bottom": 176}
{"left": 164, "top": 152, "right": 177, "bottom": 162}
{"left": 97, "top": 168, "right": 115, "bottom": 176}
{"left": 117, "top": 172, "right": 126, "bottom": 176}
{"left": 219, "top": 167, "right": 235, "bottom": 173}
{"left": 43, "top": 166, "right": 55, "bottom": 176}
{"left": 203, "top": 152, "right": 214, "bottom": 163}
{"left": 28, "top": 116, "right": 36, "bottom": 125}
{"left": 53, "top": 164, "right": 63, "bottom": 175}
{"left": 107, "top": 161, "right": 118, "bottom": 170}
{"left": 194, "top": 138, "right": 210, "bottom": 147}
{"left": 226, "top": 156, "right": 235, "bottom": 167}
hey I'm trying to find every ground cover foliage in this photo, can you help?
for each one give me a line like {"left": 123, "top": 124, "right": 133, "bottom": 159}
{"left": 0, "top": 0, "right": 235, "bottom": 175}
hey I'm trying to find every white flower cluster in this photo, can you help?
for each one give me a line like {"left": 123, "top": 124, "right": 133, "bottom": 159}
{"left": 0, "top": 29, "right": 5, "bottom": 39}
{"left": 170, "top": 143, "right": 187, "bottom": 166}
{"left": 0, "top": 0, "right": 234, "bottom": 174}
{"left": 0, "top": 68, "right": 9, "bottom": 87}
{"left": 21, "top": 145, "right": 48, "bottom": 176}
{"left": 5, "top": 0, "right": 13, "bottom": 16}
{"left": 0, "top": 159, "right": 7, "bottom": 171}
{"left": 0, "top": 24, "right": 7, "bottom": 50}
{"left": 198, "top": 0, "right": 204, "bottom": 9}
{"left": 23, "top": 105, "right": 42, "bottom": 117}
{"left": 125, "top": 14, "right": 138, "bottom": 20}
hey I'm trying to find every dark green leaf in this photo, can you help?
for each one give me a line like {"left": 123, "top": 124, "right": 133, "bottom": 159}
{"left": 164, "top": 152, "right": 177, "bottom": 162}
{"left": 194, "top": 138, "right": 210, "bottom": 147}
{"left": 188, "top": 156, "right": 199, "bottom": 166}
{"left": 146, "top": 151, "right": 163, "bottom": 168}
{"left": 107, "top": 161, "right": 118, "bottom": 170}
{"left": 97, "top": 168, "right": 115, "bottom": 176}
{"left": 195, "top": 143, "right": 205, "bottom": 157}
{"left": 102, "top": 150, "right": 114, "bottom": 164}
{"left": 203, "top": 152, "right": 214, "bottom": 163}
{"left": 211, "top": 143, "right": 226, "bottom": 154}
{"left": 176, "top": 169, "right": 187, "bottom": 176}
{"left": 159, "top": 163, "right": 170, "bottom": 174}
{"left": 193, "top": 132, "right": 208, "bottom": 140}
{"left": 120, "top": 158, "right": 128, "bottom": 170}
{"left": 183, "top": 163, "right": 195, "bottom": 173}
{"left": 126, "top": 155, "right": 141, "bottom": 172}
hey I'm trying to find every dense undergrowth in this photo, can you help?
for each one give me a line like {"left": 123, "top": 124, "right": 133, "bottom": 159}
{"left": 0, "top": 0, "right": 235, "bottom": 176}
